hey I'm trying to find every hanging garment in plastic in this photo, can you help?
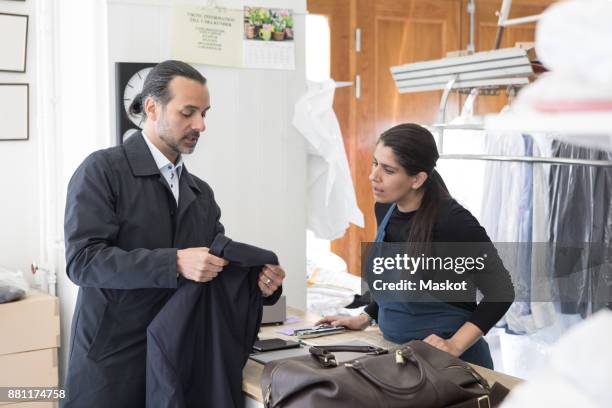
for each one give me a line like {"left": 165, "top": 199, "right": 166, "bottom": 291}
{"left": 529, "top": 134, "right": 557, "bottom": 329}
{"left": 480, "top": 131, "right": 536, "bottom": 334}
{"left": 293, "top": 80, "right": 364, "bottom": 240}
{"left": 549, "top": 141, "right": 612, "bottom": 317}
{"left": 435, "top": 116, "right": 487, "bottom": 219}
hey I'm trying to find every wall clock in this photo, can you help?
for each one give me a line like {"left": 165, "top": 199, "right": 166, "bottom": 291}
{"left": 115, "top": 62, "right": 156, "bottom": 144}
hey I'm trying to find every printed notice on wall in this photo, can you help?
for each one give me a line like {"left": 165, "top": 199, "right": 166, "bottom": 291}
{"left": 171, "top": 5, "right": 295, "bottom": 71}
{"left": 243, "top": 6, "right": 295, "bottom": 70}
{"left": 171, "top": 6, "right": 243, "bottom": 68}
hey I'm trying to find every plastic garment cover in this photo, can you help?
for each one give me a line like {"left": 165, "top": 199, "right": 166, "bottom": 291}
{"left": 511, "top": 0, "right": 612, "bottom": 152}
{"left": 529, "top": 135, "right": 557, "bottom": 329}
{"left": 513, "top": 73, "right": 612, "bottom": 153}
{"left": 480, "top": 131, "right": 536, "bottom": 334}
{"left": 549, "top": 141, "right": 612, "bottom": 317}
{"left": 536, "top": 0, "right": 612, "bottom": 86}
{"left": 0, "top": 266, "right": 28, "bottom": 303}
{"left": 293, "top": 80, "right": 364, "bottom": 240}
{"left": 435, "top": 115, "right": 487, "bottom": 219}
{"left": 514, "top": 72, "right": 612, "bottom": 114}
{"left": 499, "top": 310, "right": 612, "bottom": 408}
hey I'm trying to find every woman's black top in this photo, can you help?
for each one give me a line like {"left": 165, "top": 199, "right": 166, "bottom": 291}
{"left": 363, "top": 199, "right": 514, "bottom": 334}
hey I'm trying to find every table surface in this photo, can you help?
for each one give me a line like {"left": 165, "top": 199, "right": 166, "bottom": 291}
{"left": 242, "top": 307, "right": 524, "bottom": 402}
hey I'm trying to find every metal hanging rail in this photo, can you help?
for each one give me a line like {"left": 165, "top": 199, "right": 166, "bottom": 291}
{"left": 494, "top": 0, "right": 542, "bottom": 49}
{"left": 440, "top": 154, "right": 612, "bottom": 167}
{"left": 433, "top": 123, "right": 612, "bottom": 167}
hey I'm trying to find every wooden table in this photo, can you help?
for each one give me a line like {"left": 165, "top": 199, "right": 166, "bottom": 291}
{"left": 242, "top": 307, "right": 523, "bottom": 403}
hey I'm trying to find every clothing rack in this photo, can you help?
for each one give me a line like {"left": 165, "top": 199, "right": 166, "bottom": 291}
{"left": 432, "top": 121, "right": 612, "bottom": 167}
{"left": 440, "top": 154, "right": 612, "bottom": 168}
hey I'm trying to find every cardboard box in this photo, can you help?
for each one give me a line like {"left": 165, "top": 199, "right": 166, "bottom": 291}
{"left": 0, "top": 292, "right": 60, "bottom": 356}
{"left": 0, "top": 348, "right": 58, "bottom": 388}
{"left": 0, "top": 347, "right": 59, "bottom": 407}
{"left": 4, "top": 402, "right": 56, "bottom": 408}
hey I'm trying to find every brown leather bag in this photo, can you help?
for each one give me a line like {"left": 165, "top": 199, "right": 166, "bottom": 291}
{"left": 261, "top": 340, "right": 509, "bottom": 408}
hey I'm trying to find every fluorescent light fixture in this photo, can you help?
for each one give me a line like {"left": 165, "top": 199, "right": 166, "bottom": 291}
{"left": 390, "top": 47, "right": 533, "bottom": 94}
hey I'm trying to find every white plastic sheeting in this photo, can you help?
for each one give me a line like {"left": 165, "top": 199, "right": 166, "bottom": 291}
{"left": 501, "top": 310, "right": 612, "bottom": 407}
{"left": 536, "top": 0, "right": 612, "bottom": 86}
{"left": 293, "top": 80, "right": 364, "bottom": 240}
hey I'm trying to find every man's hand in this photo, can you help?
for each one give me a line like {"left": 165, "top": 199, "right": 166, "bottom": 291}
{"left": 258, "top": 264, "right": 285, "bottom": 297}
{"left": 177, "top": 247, "right": 229, "bottom": 283}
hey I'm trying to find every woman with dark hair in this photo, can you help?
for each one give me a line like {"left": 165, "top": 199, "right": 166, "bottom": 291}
{"left": 317, "top": 123, "right": 514, "bottom": 369}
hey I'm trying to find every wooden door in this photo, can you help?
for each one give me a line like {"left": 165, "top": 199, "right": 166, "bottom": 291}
{"left": 350, "top": 0, "right": 464, "bottom": 276}
{"left": 307, "top": 0, "right": 359, "bottom": 273}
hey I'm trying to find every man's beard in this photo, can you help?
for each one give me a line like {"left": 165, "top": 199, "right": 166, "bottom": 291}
{"left": 157, "top": 119, "right": 199, "bottom": 155}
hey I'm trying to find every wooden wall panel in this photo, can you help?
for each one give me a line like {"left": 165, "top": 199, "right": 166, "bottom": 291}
{"left": 376, "top": 19, "right": 448, "bottom": 133}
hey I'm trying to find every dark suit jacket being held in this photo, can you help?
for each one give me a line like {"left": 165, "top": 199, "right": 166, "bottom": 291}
{"left": 147, "top": 233, "right": 280, "bottom": 408}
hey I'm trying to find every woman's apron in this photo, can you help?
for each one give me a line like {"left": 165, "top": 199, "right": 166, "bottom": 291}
{"left": 375, "top": 204, "right": 494, "bottom": 369}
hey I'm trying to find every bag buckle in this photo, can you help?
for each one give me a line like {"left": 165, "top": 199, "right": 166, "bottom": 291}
{"left": 476, "top": 395, "right": 491, "bottom": 408}
{"left": 322, "top": 355, "right": 338, "bottom": 367}
{"left": 367, "top": 347, "right": 388, "bottom": 355}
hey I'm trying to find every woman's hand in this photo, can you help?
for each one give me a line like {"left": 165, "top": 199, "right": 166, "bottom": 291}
{"left": 423, "top": 334, "right": 463, "bottom": 357}
{"left": 424, "top": 322, "right": 483, "bottom": 357}
{"left": 315, "top": 314, "right": 371, "bottom": 331}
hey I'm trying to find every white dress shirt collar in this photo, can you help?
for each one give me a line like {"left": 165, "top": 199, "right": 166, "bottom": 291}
{"left": 142, "top": 131, "right": 183, "bottom": 204}
{"left": 141, "top": 131, "right": 184, "bottom": 176}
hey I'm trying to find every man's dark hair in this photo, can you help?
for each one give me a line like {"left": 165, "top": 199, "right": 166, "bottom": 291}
{"left": 128, "top": 60, "right": 207, "bottom": 119}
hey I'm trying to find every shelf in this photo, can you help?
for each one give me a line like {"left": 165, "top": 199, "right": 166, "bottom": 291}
{"left": 484, "top": 112, "right": 612, "bottom": 135}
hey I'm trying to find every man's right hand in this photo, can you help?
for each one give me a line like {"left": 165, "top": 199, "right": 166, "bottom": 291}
{"left": 176, "top": 247, "right": 229, "bottom": 282}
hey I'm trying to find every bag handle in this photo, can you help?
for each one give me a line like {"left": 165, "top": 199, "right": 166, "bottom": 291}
{"left": 346, "top": 347, "right": 427, "bottom": 394}
{"left": 309, "top": 345, "right": 388, "bottom": 368}
{"left": 446, "top": 382, "right": 510, "bottom": 408}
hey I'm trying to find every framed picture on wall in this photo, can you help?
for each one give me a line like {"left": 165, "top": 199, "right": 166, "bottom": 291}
{"left": 0, "top": 13, "right": 29, "bottom": 73}
{"left": 0, "top": 84, "right": 29, "bottom": 141}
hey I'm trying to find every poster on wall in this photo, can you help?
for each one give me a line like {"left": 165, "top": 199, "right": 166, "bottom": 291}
{"left": 170, "top": 5, "right": 295, "bottom": 71}
{"left": 171, "top": 6, "right": 244, "bottom": 68}
{"left": 0, "top": 84, "right": 29, "bottom": 141}
{"left": 0, "top": 13, "right": 28, "bottom": 73}
{"left": 242, "top": 6, "right": 295, "bottom": 70}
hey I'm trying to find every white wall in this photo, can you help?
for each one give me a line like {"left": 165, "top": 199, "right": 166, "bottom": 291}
{"left": 0, "top": 0, "right": 40, "bottom": 281}
{"left": 106, "top": 0, "right": 308, "bottom": 310}
{"left": 52, "top": 0, "right": 112, "bottom": 385}
{"left": 47, "top": 0, "right": 307, "bottom": 384}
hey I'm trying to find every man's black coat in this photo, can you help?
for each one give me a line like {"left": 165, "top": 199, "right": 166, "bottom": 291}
{"left": 62, "top": 133, "right": 279, "bottom": 407}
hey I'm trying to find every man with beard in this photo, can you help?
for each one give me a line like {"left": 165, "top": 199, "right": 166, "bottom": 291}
{"left": 61, "top": 60, "right": 286, "bottom": 407}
